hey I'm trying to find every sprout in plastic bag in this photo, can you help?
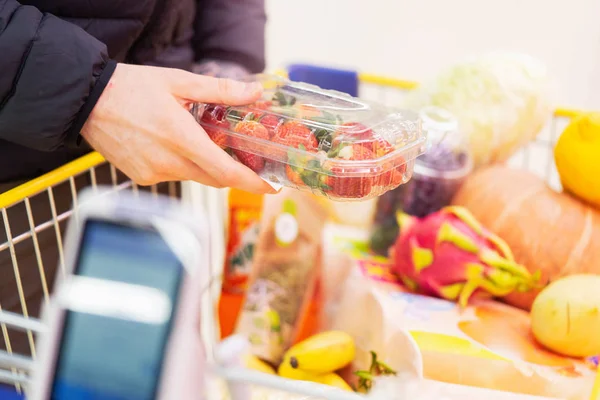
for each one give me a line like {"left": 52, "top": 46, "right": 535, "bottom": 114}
{"left": 404, "top": 51, "right": 555, "bottom": 168}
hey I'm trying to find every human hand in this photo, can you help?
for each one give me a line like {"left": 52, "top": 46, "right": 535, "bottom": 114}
{"left": 81, "top": 63, "right": 277, "bottom": 193}
{"left": 192, "top": 60, "right": 251, "bottom": 80}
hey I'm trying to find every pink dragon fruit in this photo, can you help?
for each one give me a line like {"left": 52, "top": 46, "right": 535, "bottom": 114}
{"left": 390, "top": 206, "right": 540, "bottom": 307}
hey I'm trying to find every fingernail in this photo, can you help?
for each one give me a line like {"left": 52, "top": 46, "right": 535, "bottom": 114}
{"left": 262, "top": 178, "right": 282, "bottom": 194}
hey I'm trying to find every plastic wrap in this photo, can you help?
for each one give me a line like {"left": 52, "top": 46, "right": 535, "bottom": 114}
{"left": 331, "top": 250, "right": 595, "bottom": 400}
{"left": 234, "top": 190, "right": 327, "bottom": 365}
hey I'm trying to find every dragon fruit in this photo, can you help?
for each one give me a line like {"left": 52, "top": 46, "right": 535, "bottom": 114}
{"left": 390, "top": 206, "right": 540, "bottom": 307}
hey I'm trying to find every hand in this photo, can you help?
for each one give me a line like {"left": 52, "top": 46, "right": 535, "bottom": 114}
{"left": 192, "top": 60, "right": 251, "bottom": 80}
{"left": 81, "top": 63, "right": 276, "bottom": 194}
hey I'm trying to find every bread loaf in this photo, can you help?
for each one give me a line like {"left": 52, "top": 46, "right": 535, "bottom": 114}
{"left": 451, "top": 166, "right": 600, "bottom": 310}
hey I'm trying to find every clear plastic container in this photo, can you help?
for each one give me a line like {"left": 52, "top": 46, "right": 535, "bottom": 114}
{"left": 370, "top": 106, "right": 473, "bottom": 254}
{"left": 191, "top": 74, "right": 427, "bottom": 201}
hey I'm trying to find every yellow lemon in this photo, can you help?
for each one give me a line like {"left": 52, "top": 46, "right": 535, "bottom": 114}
{"left": 554, "top": 112, "right": 600, "bottom": 208}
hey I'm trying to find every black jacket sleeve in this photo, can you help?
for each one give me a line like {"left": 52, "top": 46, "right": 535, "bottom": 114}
{"left": 0, "top": 0, "right": 116, "bottom": 152}
{"left": 192, "top": 0, "right": 266, "bottom": 74}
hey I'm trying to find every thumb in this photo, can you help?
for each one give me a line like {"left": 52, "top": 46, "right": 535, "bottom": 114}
{"left": 169, "top": 70, "right": 263, "bottom": 105}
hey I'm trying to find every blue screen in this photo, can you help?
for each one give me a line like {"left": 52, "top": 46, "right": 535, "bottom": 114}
{"left": 50, "top": 220, "right": 184, "bottom": 400}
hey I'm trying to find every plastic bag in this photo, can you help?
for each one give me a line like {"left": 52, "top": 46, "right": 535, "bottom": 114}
{"left": 235, "top": 190, "right": 327, "bottom": 364}
{"left": 331, "top": 252, "right": 595, "bottom": 400}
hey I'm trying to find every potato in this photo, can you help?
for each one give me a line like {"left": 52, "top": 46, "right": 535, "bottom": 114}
{"left": 530, "top": 274, "right": 600, "bottom": 357}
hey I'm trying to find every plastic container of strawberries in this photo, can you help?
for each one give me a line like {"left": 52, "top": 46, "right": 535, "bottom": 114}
{"left": 191, "top": 74, "right": 428, "bottom": 201}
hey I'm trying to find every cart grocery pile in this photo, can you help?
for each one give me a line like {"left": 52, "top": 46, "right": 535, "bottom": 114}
{"left": 1, "top": 52, "right": 600, "bottom": 400}
{"left": 210, "top": 54, "right": 600, "bottom": 400}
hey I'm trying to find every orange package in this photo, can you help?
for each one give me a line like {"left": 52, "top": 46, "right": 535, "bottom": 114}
{"left": 331, "top": 251, "right": 597, "bottom": 400}
{"left": 218, "top": 189, "right": 264, "bottom": 338}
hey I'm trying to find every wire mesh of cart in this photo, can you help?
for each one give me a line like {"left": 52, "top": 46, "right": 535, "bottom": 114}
{"left": 0, "top": 71, "right": 585, "bottom": 400}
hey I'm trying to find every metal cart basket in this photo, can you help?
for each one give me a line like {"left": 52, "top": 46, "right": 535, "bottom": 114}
{"left": 0, "top": 70, "right": 585, "bottom": 399}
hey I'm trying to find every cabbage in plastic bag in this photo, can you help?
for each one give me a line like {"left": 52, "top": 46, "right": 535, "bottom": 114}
{"left": 404, "top": 52, "right": 554, "bottom": 168}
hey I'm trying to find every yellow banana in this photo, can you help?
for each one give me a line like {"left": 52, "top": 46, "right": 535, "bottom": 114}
{"left": 278, "top": 363, "right": 352, "bottom": 392}
{"left": 243, "top": 354, "right": 276, "bottom": 375}
{"left": 314, "top": 373, "right": 353, "bottom": 392}
{"left": 282, "top": 331, "right": 355, "bottom": 374}
{"left": 278, "top": 362, "right": 318, "bottom": 380}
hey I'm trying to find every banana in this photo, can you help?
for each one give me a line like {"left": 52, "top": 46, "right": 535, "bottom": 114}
{"left": 282, "top": 331, "right": 355, "bottom": 374}
{"left": 277, "top": 362, "right": 318, "bottom": 380}
{"left": 278, "top": 363, "right": 352, "bottom": 392}
{"left": 243, "top": 354, "right": 276, "bottom": 375}
{"left": 314, "top": 373, "right": 353, "bottom": 392}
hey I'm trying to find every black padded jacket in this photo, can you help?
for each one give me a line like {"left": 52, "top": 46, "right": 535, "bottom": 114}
{"left": 0, "top": 0, "right": 266, "bottom": 182}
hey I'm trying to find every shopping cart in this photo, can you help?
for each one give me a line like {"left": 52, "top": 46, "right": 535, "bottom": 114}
{"left": 0, "top": 67, "right": 588, "bottom": 399}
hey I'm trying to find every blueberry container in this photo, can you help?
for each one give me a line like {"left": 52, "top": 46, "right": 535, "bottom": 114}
{"left": 370, "top": 106, "right": 473, "bottom": 254}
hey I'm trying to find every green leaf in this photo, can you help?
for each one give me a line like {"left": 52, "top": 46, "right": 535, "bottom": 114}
{"left": 316, "top": 132, "right": 333, "bottom": 151}
{"left": 313, "top": 128, "right": 331, "bottom": 141}
{"left": 328, "top": 145, "right": 341, "bottom": 158}
{"left": 272, "top": 91, "right": 297, "bottom": 107}
{"left": 300, "top": 172, "right": 320, "bottom": 188}
{"left": 354, "top": 371, "right": 374, "bottom": 380}
{"left": 306, "top": 159, "right": 321, "bottom": 170}
{"left": 272, "top": 91, "right": 287, "bottom": 105}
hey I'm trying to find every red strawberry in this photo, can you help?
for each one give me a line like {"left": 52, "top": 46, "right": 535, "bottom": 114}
{"left": 324, "top": 143, "right": 378, "bottom": 199}
{"left": 231, "top": 121, "right": 269, "bottom": 173}
{"left": 334, "top": 122, "right": 395, "bottom": 158}
{"left": 259, "top": 114, "right": 282, "bottom": 138}
{"left": 297, "top": 104, "right": 322, "bottom": 119}
{"left": 252, "top": 100, "right": 273, "bottom": 110}
{"left": 333, "top": 122, "right": 406, "bottom": 189}
{"left": 242, "top": 100, "right": 274, "bottom": 121}
{"left": 201, "top": 105, "right": 230, "bottom": 149}
{"left": 271, "top": 121, "right": 318, "bottom": 160}
{"left": 379, "top": 156, "right": 407, "bottom": 188}
{"left": 285, "top": 164, "right": 306, "bottom": 187}
{"left": 228, "top": 101, "right": 273, "bottom": 123}
{"left": 370, "top": 138, "right": 396, "bottom": 158}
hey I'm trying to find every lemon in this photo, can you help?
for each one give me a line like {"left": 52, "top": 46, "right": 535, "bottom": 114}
{"left": 554, "top": 113, "right": 600, "bottom": 208}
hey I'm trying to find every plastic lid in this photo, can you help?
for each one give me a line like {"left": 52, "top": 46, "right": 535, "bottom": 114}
{"left": 419, "top": 106, "right": 459, "bottom": 133}
{"left": 203, "top": 74, "right": 426, "bottom": 167}
{"left": 415, "top": 106, "right": 473, "bottom": 179}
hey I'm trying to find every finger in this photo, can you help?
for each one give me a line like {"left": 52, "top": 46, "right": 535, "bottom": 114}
{"left": 151, "top": 150, "right": 225, "bottom": 188}
{"left": 178, "top": 159, "right": 225, "bottom": 189}
{"left": 161, "top": 171, "right": 224, "bottom": 189}
{"left": 169, "top": 70, "right": 262, "bottom": 106}
{"left": 170, "top": 107, "right": 278, "bottom": 194}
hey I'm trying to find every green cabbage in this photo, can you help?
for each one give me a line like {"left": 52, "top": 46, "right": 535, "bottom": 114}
{"left": 404, "top": 52, "right": 554, "bottom": 168}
